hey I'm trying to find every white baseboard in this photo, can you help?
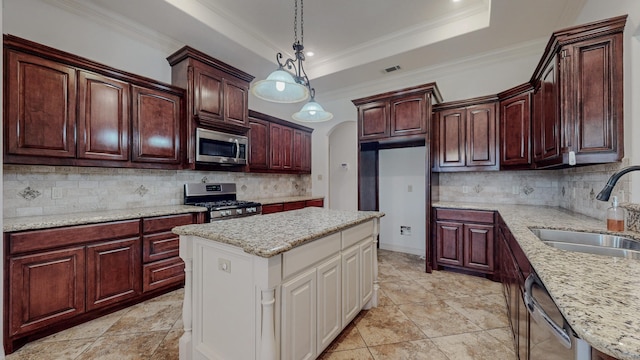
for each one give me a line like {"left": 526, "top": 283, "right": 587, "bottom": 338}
{"left": 378, "top": 243, "right": 425, "bottom": 257}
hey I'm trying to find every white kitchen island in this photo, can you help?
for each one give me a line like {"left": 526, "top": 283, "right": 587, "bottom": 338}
{"left": 172, "top": 207, "right": 384, "bottom": 360}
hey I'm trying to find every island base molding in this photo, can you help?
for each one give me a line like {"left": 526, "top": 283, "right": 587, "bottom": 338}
{"left": 179, "top": 218, "right": 380, "bottom": 360}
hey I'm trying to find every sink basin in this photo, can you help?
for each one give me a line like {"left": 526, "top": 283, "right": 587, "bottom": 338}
{"left": 530, "top": 228, "right": 640, "bottom": 259}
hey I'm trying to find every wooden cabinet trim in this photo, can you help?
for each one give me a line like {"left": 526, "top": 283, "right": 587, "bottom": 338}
{"left": 435, "top": 208, "right": 494, "bottom": 223}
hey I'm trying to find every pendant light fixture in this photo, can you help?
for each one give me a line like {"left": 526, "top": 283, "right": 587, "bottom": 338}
{"left": 251, "top": 0, "right": 333, "bottom": 122}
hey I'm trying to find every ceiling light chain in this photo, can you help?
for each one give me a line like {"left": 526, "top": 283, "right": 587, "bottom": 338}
{"left": 250, "top": 0, "right": 333, "bottom": 122}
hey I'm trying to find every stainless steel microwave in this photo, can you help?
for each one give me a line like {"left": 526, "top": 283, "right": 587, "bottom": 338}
{"left": 195, "top": 128, "right": 248, "bottom": 165}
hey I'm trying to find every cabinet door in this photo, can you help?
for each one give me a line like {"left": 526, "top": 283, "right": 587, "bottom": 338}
{"left": 435, "top": 108, "right": 466, "bottom": 169}
{"left": 77, "top": 71, "right": 130, "bottom": 161}
{"left": 270, "top": 123, "right": 284, "bottom": 169}
{"left": 9, "top": 247, "right": 85, "bottom": 337}
{"left": 390, "top": 93, "right": 426, "bottom": 137}
{"left": 193, "top": 65, "right": 223, "bottom": 122}
{"left": 282, "top": 126, "right": 294, "bottom": 170}
{"left": 435, "top": 221, "right": 463, "bottom": 267}
{"left": 223, "top": 78, "right": 249, "bottom": 126}
{"left": 358, "top": 101, "right": 389, "bottom": 141}
{"left": 341, "top": 245, "right": 361, "bottom": 326}
{"left": 293, "top": 129, "right": 304, "bottom": 171}
{"left": 131, "top": 85, "right": 182, "bottom": 164}
{"left": 282, "top": 268, "right": 317, "bottom": 360}
{"left": 86, "top": 237, "right": 141, "bottom": 311}
{"left": 301, "top": 132, "right": 312, "bottom": 173}
{"left": 500, "top": 93, "right": 531, "bottom": 167}
{"left": 316, "top": 255, "right": 341, "bottom": 354}
{"left": 566, "top": 33, "right": 623, "bottom": 162}
{"left": 305, "top": 199, "right": 324, "bottom": 208}
{"left": 143, "top": 256, "right": 185, "bottom": 293}
{"left": 463, "top": 223, "right": 494, "bottom": 272}
{"left": 248, "top": 117, "right": 270, "bottom": 170}
{"left": 360, "top": 240, "right": 374, "bottom": 306}
{"left": 532, "top": 57, "right": 561, "bottom": 165}
{"left": 466, "top": 103, "right": 497, "bottom": 168}
{"left": 5, "top": 51, "right": 77, "bottom": 158}
{"left": 262, "top": 203, "right": 284, "bottom": 214}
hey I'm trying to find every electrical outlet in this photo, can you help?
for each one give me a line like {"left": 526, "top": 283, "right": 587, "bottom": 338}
{"left": 400, "top": 226, "right": 412, "bottom": 236}
{"left": 218, "top": 258, "right": 231, "bottom": 273}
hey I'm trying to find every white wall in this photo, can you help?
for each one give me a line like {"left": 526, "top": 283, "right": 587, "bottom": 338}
{"left": 328, "top": 121, "right": 358, "bottom": 210}
{"left": 378, "top": 147, "right": 426, "bottom": 256}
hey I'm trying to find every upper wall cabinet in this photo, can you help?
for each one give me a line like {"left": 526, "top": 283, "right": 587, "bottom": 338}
{"left": 432, "top": 96, "right": 499, "bottom": 172}
{"left": 3, "top": 35, "right": 185, "bottom": 169}
{"left": 498, "top": 84, "right": 533, "bottom": 169}
{"left": 352, "top": 83, "right": 442, "bottom": 144}
{"left": 530, "top": 15, "right": 625, "bottom": 168}
{"left": 248, "top": 110, "right": 313, "bottom": 174}
{"left": 167, "top": 46, "right": 254, "bottom": 168}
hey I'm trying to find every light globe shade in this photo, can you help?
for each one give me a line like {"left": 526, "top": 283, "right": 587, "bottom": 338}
{"left": 292, "top": 100, "right": 333, "bottom": 122}
{"left": 251, "top": 69, "right": 309, "bottom": 103}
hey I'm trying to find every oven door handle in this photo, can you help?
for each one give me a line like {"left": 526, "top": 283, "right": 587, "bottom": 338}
{"left": 524, "top": 273, "right": 572, "bottom": 349}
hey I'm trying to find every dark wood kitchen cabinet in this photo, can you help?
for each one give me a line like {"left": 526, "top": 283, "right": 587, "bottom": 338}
{"left": 496, "top": 214, "right": 531, "bottom": 360}
{"left": 131, "top": 85, "right": 182, "bottom": 165}
{"left": 531, "top": 15, "right": 625, "bottom": 168}
{"left": 432, "top": 97, "right": 499, "bottom": 172}
{"left": 499, "top": 84, "right": 533, "bottom": 169}
{"left": 353, "top": 83, "right": 442, "bottom": 143}
{"left": 434, "top": 208, "right": 495, "bottom": 274}
{"left": 248, "top": 110, "right": 312, "bottom": 174}
{"left": 167, "top": 46, "right": 255, "bottom": 168}
{"left": 262, "top": 198, "right": 325, "bottom": 214}
{"left": 4, "top": 212, "right": 202, "bottom": 353}
{"left": 86, "top": 237, "right": 141, "bottom": 311}
{"left": 3, "top": 35, "right": 186, "bottom": 169}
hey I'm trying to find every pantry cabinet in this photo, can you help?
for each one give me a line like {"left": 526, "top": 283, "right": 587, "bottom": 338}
{"left": 353, "top": 83, "right": 442, "bottom": 143}
{"left": 434, "top": 208, "right": 495, "bottom": 274}
{"left": 432, "top": 97, "right": 499, "bottom": 172}
{"left": 248, "top": 110, "right": 312, "bottom": 174}
{"left": 3, "top": 35, "right": 186, "bottom": 169}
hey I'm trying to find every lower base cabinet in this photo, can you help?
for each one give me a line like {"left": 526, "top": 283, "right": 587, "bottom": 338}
{"left": 4, "top": 212, "right": 202, "bottom": 354}
{"left": 262, "top": 198, "right": 325, "bottom": 215}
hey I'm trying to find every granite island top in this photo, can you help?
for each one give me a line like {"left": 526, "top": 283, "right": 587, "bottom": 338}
{"left": 3, "top": 205, "right": 207, "bottom": 232}
{"left": 172, "top": 207, "right": 384, "bottom": 258}
{"left": 433, "top": 201, "right": 640, "bottom": 360}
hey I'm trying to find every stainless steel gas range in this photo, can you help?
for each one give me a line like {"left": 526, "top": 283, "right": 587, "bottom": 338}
{"left": 183, "top": 183, "right": 262, "bottom": 221}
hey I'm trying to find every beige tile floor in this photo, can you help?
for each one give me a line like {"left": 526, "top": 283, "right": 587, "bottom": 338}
{"left": 6, "top": 250, "right": 516, "bottom": 360}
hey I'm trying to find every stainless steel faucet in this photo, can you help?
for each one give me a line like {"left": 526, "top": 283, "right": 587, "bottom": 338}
{"left": 596, "top": 166, "right": 640, "bottom": 201}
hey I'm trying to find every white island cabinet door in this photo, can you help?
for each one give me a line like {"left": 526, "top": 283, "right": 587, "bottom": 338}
{"left": 360, "top": 240, "right": 374, "bottom": 306}
{"left": 316, "top": 254, "right": 342, "bottom": 354}
{"left": 282, "top": 267, "right": 317, "bottom": 360}
{"left": 341, "top": 244, "right": 361, "bottom": 326}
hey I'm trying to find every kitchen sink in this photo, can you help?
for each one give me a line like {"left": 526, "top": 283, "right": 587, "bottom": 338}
{"left": 530, "top": 228, "right": 640, "bottom": 259}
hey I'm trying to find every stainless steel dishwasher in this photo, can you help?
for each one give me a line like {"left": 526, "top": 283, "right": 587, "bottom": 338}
{"left": 524, "top": 272, "right": 592, "bottom": 360}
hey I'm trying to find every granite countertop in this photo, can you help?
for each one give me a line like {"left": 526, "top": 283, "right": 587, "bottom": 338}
{"left": 433, "top": 201, "right": 640, "bottom": 360}
{"left": 173, "top": 207, "right": 384, "bottom": 258}
{"left": 3, "top": 205, "right": 207, "bottom": 232}
{"left": 250, "top": 195, "right": 324, "bottom": 205}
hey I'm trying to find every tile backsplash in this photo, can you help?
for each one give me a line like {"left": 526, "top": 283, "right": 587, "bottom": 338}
{"left": 435, "top": 160, "right": 630, "bottom": 220}
{"left": 3, "top": 165, "right": 311, "bottom": 218}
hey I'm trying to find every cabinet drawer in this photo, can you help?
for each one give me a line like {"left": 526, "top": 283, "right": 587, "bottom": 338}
{"left": 262, "top": 204, "right": 284, "bottom": 214}
{"left": 283, "top": 201, "right": 306, "bottom": 211}
{"left": 435, "top": 208, "right": 494, "bottom": 223}
{"left": 283, "top": 233, "right": 341, "bottom": 280}
{"left": 143, "top": 257, "right": 185, "bottom": 292}
{"left": 143, "top": 232, "right": 180, "bottom": 262}
{"left": 342, "top": 221, "right": 374, "bottom": 249}
{"left": 305, "top": 199, "right": 324, "bottom": 208}
{"left": 143, "top": 214, "right": 195, "bottom": 233}
{"left": 8, "top": 220, "right": 140, "bottom": 255}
